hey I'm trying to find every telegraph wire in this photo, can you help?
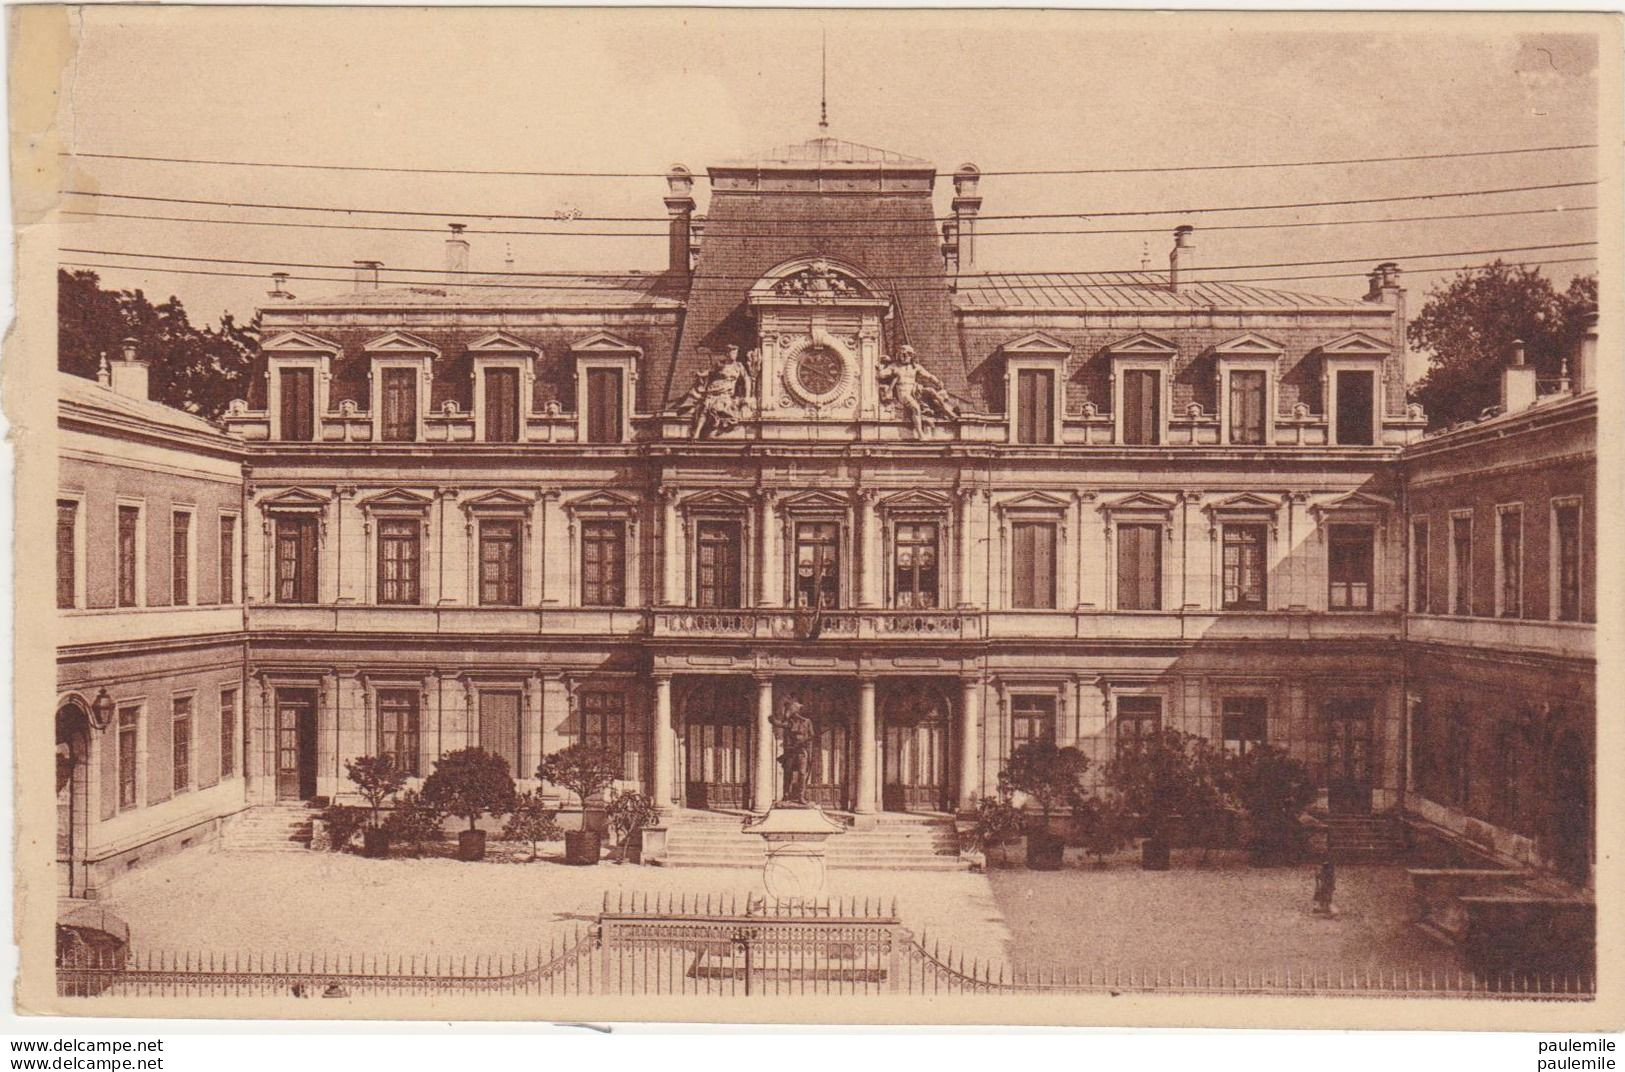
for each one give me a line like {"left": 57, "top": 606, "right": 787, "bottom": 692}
{"left": 60, "top": 180, "right": 1598, "bottom": 226}
{"left": 58, "top": 141, "right": 1598, "bottom": 179}
{"left": 58, "top": 203, "right": 1598, "bottom": 241}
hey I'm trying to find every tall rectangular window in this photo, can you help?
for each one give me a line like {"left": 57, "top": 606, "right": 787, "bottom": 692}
{"left": 219, "top": 515, "right": 237, "bottom": 605}
{"left": 171, "top": 510, "right": 191, "bottom": 605}
{"left": 1555, "top": 502, "right": 1582, "bottom": 622}
{"left": 275, "top": 516, "right": 319, "bottom": 604}
{"left": 585, "top": 368, "right": 624, "bottom": 444}
{"left": 794, "top": 522, "right": 840, "bottom": 609}
{"left": 117, "top": 505, "right": 140, "bottom": 607}
{"left": 1221, "top": 524, "right": 1267, "bottom": 609}
{"left": 377, "top": 519, "right": 421, "bottom": 605}
{"left": 279, "top": 367, "right": 315, "bottom": 442}
{"left": 117, "top": 706, "right": 139, "bottom": 811}
{"left": 171, "top": 696, "right": 192, "bottom": 794}
{"left": 1228, "top": 370, "right": 1267, "bottom": 445}
{"left": 1010, "top": 520, "right": 1056, "bottom": 609}
{"left": 380, "top": 368, "right": 417, "bottom": 442}
{"left": 581, "top": 690, "right": 641, "bottom": 784}
{"left": 478, "top": 520, "right": 522, "bottom": 606}
{"left": 219, "top": 688, "right": 237, "bottom": 778}
{"left": 1122, "top": 369, "right": 1160, "bottom": 445}
{"left": 1116, "top": 522, "right": 1162, "bottom": 610}
{"left": 1221, "top": 697, "right": 1267, "bottom": 756}
{"left": 484, "top": 368, "right": 520, "bottom": 442}
{"left": 580, "top": 520, "right": 626, "bottom": 607}
{"left": 893, "top": 521, "right": 940, "bottom": 609}
{"left": 1010, "top": 695, "right": 1056, "bottom": 751}
{"left": 1450, "top": 515, "right": 1473, "bottom": 616}
{"left": 56, "top": 500, "right": 77, "bottom": 609}
{"left": 378, "top": 688, "right": 421, "bottom": 777}
{"left": 1116, "top": 696, "right": 1162, "bottom": 756}
{"left": 1411, "top": 519, "right": 1430, "bottom": 614}
{"left": 1328, "top": 524, "right": 1374, "bottom": 610}
{"left": 1498, "top": 507, "right": 1523, "bottom": 618}
{"left": 1335, "top": 370, "right": 1375, "bottom": 445}
{"left": 1015, "top": 369, "right": 1054, "bottom": 445}
{"left": 695, "top": 520, "right": 743, "bottom": 609}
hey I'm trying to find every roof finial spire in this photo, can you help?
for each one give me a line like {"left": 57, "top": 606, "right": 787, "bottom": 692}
{"left": 819, "top": 28, "right": 829, "bottom": 132}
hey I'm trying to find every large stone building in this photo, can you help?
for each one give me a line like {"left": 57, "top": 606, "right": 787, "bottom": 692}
{"left": 54, "top": 134, "right": 1595, "bottom": 886}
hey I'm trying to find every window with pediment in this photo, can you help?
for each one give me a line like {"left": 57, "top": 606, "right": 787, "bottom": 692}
{"left": 1214, "top": 334, "right": 1284, "bottom": 446}
{"left": 564, "top": 490, "right": 638, "bottom": 608}
{"left": 461, "top": 490, "right": 536, "bottom": 607}
{"left": 1099, "top": 493, "right": 1175, "bottom": 611}
{"left": 880, "top": 489, "right": 953, "bottom": 609}
{"left": 364, "top": 332, "right": 437, "bottom": 444}
{"left": 1319, "top": 333, "right": 1390, "bottom": 447}
{"left": 1312, "top": 492, "right": 1391, "bottom": 612}
{"left": 263, "top": 331, "right": 338, "bottom": 442}
{"left": 1107, "top": 333, "right": 1177, "bottom": 446}
{"left": 997, "top": 491, "right": 1070, "bottom": 610}
{"left": 260, "top": 488, "right": 331, "bottom": 604}
{"left": 467, "top": 332, "right": 539, "bottom": 444}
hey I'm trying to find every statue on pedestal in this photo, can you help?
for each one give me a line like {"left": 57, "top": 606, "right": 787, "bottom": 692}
{"left": 877, "top": 345, "right": 960, "bottom": 438}
{"left": 770, "top": 697, "right": 818, "bottom": 805}
{"left": 677, "top": 345, "right": 758, "bottom": 439}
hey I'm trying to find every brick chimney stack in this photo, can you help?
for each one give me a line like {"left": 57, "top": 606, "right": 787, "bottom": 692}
{"left": 109, "top": 337, "right": 151, "bottom": 400}
{"left": 444, "top": 224, "right": 469, "bottom": 282}
{"left": 268, "top": 271, "right": 295, "bottom": 300}
{"left": 952, "top": 164, "right": 981, "bottom": 271}
{"left": 1574, "top": 307, "right": 1598, "bottom": 395}
{"left": 352, "top": 260, "right": 382, "bottom": 291}
{"left": 1500, "top": 338, "right": 1537, "bottom": 414}
{"left": 1168, "top": 225, "right": 1195, "bottom": 292}
{"left": 940, "top": 218, "right": 960, "bottom": 277}
{"left": 665, "top": 165, "right": 697, "bottom": 276}
{"left": 1363, "top": 262, "right": 1407, "bottom": 369}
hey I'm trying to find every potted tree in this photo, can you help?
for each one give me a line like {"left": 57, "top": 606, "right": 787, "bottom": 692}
{"left": 381, "top": 788, "right": 445, "bottom": 857}
{"left": 998, "top": 740, "right": 1090, "bottom": 870}
{"left": 1231, "top": 744, "right": 1317, "bottom": 866}
{"left": 607, "top": 789, "right": 662, "bottom": 864}
{"left": 420, "top": 747, "right": 516, "bottom": 861}
{"left": 967, "top": 794, "right": 1024, "bottom": 869}
{"left": 502, "top": 790, "right": 564, "bottom": 862}
{"left": 1105, "top": 728, "right": 1212, "bottom": 870}
{"left": 1073, "top": 794, "right": 1132, "bottom": 868}
{"left": 536, "top": 744, "right": 623, "bottom": 866}
{"left": 345, "top": 754, "right": 408, "bottom": 858}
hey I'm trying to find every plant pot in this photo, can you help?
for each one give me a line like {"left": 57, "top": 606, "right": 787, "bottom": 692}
{"left": 564, "top": 829, "right": 602, "bottom": 866}
{"left": 1140, "top": 838, "right": 1171, "bottom": 871}
{"left": 457, "top": 829, "right": 487, "bottom": 862}
{"left": 1026, "top": 830, "right": 1066, "bottom": 870}
{"left": 362, "top": 827, "right": 392, "bottom": 859}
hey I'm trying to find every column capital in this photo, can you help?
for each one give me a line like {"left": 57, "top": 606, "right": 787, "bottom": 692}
{"left": 651, "top": 671, "right": 674, "bottom": 685}
{"left": 751, "top": 671, "right": 776, "bottom": 686}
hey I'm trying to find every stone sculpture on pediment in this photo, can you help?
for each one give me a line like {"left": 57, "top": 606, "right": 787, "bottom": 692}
{"left": 677, "top": 345, "right": 760, "bottom": 439}
{"left": 877, "top": 344, "right": 960, "bottom": 438}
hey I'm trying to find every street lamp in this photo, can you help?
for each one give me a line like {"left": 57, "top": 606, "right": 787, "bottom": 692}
{"left": 89, "top": 689, "right": 114, "bottom": 731}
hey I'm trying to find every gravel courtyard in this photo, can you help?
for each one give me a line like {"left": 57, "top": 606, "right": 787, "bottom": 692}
{"left": 97, "top": 843, "right": 1459, "bottom": 977}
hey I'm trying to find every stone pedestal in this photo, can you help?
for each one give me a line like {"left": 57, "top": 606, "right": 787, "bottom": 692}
{"left": 743, "top": 805, "right": 847, "bottom": 902}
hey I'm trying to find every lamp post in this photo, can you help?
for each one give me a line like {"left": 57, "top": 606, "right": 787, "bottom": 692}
{"left": 89, "top": 689, "right": 115, "bottom": 731}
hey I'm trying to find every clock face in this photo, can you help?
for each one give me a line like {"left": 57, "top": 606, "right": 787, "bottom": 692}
{"left": 794, "top": 346, "right": 846, "bottom": 397}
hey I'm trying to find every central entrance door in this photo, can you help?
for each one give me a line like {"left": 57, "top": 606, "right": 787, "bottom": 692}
{"left": 275, "top": 688, "right": 318, "bottom": 801}
{"left": 683, "top": 679, "right": 753, "bottom": 810}
{"left": 1325, "top": 698, "right": 1374, "bottom": 814}
{"left": 882, "top": 684, "right": 953, "bottom": 812}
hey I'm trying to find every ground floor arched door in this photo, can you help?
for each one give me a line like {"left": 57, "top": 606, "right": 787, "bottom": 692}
{"left": 56, "top": 703, "right": 91, "bottom": 898}
{"left": 882, "top": 682, "right": 953, "bottom": 812}
{"left": 682, "top": 678, "right": 753, "bottom": 810}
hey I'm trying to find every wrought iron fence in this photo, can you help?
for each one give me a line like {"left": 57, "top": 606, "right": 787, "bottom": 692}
{"left": 57, "top": 891, "right": 1595, "bottom": 1001}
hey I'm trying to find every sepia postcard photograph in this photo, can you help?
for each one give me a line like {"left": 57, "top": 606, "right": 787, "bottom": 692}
{"left": 4, "top": 3, "right": 1622, "bottom": 1042}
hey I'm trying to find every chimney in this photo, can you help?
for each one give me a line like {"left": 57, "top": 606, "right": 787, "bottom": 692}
{"left": 109, "top": 337, "right": 151, "bottom": 400}
{"left": 688, "top": 214, "right": 706, "bottom": 272}
{"left": 1574, "top": 307, "right": 1598, "bottom": 395}
{"left": 444, "top": 223, "right": 469, "bottom": 282}
{"left": 952, "top": 164, "right": 982, "bottom": 270}
{"left": 1500, "top": 338, "right": 1537, "bottom": 414}
{"left": 665, "top": 165, "right": 696, "bottom": 276}
{"left": 1363, "top": 261, "right": 1407, "bottom": 369}
{"left": 1169, "top": 225, "right": 1195, "bottom": 292}
{"left": 352, "top": 260, "right": 382, "bottom": 290}
{"left": 96, "top": 352, "right": 111, "bottom": 387}
{"left": 268, "top": 271, "right": 294, "bottom": 300}
{"left": 940, "top": 219, "right": 960, "bottom": 277}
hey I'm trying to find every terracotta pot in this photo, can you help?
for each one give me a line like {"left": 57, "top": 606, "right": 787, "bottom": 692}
{"left": 1026, "top": 831, "right": 1066, "bottom": 870}
{"left": 457, "top": 829, "right": 486, "bottom": 862}
{"left": 362, "top": 828, "right": 391, "bottom": 859}
{"left": 564, "top": 830, "right": 602, "bottom": 866}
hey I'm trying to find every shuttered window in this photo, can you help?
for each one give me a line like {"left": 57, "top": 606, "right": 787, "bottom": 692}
{"left": 219, "top": 515, "right": 236, "bottom": 605}
{"left": 585, "top": 368, "right": 624, "bottom": 444}
{"left": 1122, "top": 369, "right": 1160, "bottom": 445}
{"left": 1116, "top": 522, "right": 1162, "bottom": 610}
{"left": 1010, "top": 521, "right": 1056, "bottom": 609}
{"left": 275, "top": 516, "right": 319, "bottom": 604}
{"left": 220, "top": 688, "right": 237, "bottom": 778}
{"left": 479, "top": 520, "right": 522, "bottom": 606}
{"left": 1221, "top": 524, "right": 1267, "bottom": 609}
{"left": 581, "top": 520, "right": 627, "bottom": 606}
{"left": 380, "top": 368, "right": 417, "bottom": 442}
{"left": 695, "top": 520, "right": 743, "bottom": 609}
{"left": 117, "top": 505, "right": 140, "bottom": 607}
{"left": 377, "top": 519, "right": 421, "bottom": 604}
{"left": 279, "top": 368, "right": 315, "bottom": 441}
{"left": 1228, "top": 370, "right": 1266, "bottom": 444}
{"left": 1328, "top": 524, "right": 1374, "bottom": 610}
{"left": 1555, "top": 503, "right": 1582, "bottom": 622}
{"left": 1015, "top": 369, "right": 1054, "bottom": 444}
{"left": 171, "top": 511, "right": 191, "bottom": 605}
{"left": 56, "top": 500, "right": 77, "bottom": 609}
{"left": 1498, "top": 508, "right": 1523, "bottom": 618}
{"left": 172, "top": 697, "right": 192, "bottom": 794}
{"left": 1451, "top": 516, "right": 1473, "bottom": 616}
{"left": 117, "top": 707, "right": 139, "bottom": 811}
{"left": 378, "top": 688, "right": 421, "bottom": 777}
{"left": 484, "top": 368, "right": 520, "bottom": 442}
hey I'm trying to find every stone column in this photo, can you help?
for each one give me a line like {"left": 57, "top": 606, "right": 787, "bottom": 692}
{"left": 757, "top": 492, "right": 781, "bottom": 608}
{"left": 752, "top": 675, "right": 775, "bottom": 812}
{"left": 858, "top": 492, "right": 881, "bottom": 608}
{"left": 958, "top": 676, "right": 982, "bottom": 810}
{"left": 956, "top": 488, "right": 976, "bottom": 608}
{"left": 660, "top": 488, "right": 681, "bottom": 606}
{"left": 652, "top": 674, "right": 676, "bottom": 807}
{"left": 855, "top": 677, "right": 878, "bottom": 814}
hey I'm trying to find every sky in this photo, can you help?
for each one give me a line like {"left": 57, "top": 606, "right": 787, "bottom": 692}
{"left": 53, "top": 9, "right": 1603, "bottom": 383}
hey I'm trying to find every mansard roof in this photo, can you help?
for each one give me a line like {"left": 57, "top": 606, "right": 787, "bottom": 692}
{"left": 715, "top": 135, "right": 933, "bottom": 171}
{"left": 956, "top": 272, "right": 1381, "bottom": 313}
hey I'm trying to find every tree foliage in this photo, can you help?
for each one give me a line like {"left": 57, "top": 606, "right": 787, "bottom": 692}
{"left": 536, "top": 744, "right": 623, "bottom": 810}
{"left": 1408, "top": 262, "right": 1596, "bottom": 429}
{"left": 345, "top": 754, "right": 408, "bottom": 830}
{"left": 1102, "top": 729, "right": 1224, "bottom": 846}
{"left": 1229, "top": 744, "right": 1318, "bottom": 863}
{"left": 381, "top": 789, "right": 446, "bottom": 855}
{"left": 57, "top": 268, "right": 260, "bottom": 420}
{"left": 420, "top": 747, "right": 517, "bottom": 831}
{"left": 997, "top": 739, "right": 1090, "bottom": 824}
{"left": 501, "top": 790, "right": 564, "bottom": 858}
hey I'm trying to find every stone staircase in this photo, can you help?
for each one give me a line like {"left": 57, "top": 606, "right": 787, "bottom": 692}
{"left": 1326, "top": 813, "right": 1408, "bottom": 860}
{"left": 220, "top": 804, "right": 316, "bottom": 853}
{"left": 661, "top": 810, "right": 967, "bottom": 871}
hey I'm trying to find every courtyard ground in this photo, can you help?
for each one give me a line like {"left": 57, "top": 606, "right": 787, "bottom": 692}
{"left": 97, "top": 842, "right": 1463, "bottom": 978}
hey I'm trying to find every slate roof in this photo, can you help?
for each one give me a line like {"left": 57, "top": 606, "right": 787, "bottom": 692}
{"left": 714, "top": 136, "right": 933, "bottom": 170}
{"left": 273, "top": 271, "right": 688, "bottom": 310}
{"left": 954, "top": 272, "right": 1378, "bottom": 312}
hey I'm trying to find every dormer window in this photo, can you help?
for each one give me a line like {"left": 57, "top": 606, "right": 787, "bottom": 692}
{"left": 572, "top": 332, "right": 641, "bottom": 445}
{"left": 281, "top": 369, "right": 316, "bottom": 441}
{"left": 467, "top": 331, "right": 540, "bottom": 444}
{"left": 1214, "top": 333, "right": 1284, "bottom": 446}
{"left": 1107, "top": 333, "right": 1177, "bottom": 447}
{"left": 364, "top": 331, "right": 438, "bottom": 444}
{"left": 1000, "top": 332, "right": 1069, "bottom": 445}
{"left": 380, "top": 369, "right": 417, "bottom": 442}
{"left": 1318, "top": 333, "right": 1390, "bottom": 447}
{"left": 262, "top": 331, "right": 339, "bottom": 442}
